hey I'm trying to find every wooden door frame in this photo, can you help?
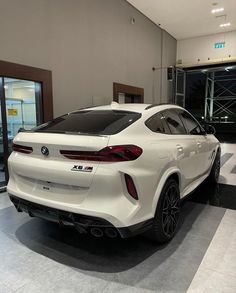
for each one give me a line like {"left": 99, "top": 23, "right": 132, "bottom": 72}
{"left": 0, "top": 77, "right": 9, "bottom": 182}
{"left": 0, "top": 60, "right": 53, "bottom": 122}
{"left": 0, "top": 60, "right": 53, "bottom": 184}
{"left": 113, "top": 82, "right": 144, "bottom": 103}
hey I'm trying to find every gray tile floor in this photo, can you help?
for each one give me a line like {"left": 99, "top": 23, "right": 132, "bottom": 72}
{"left": 219, "top": 143, "right": 236, "bottom": 186}
{"left": 187, "top": 209, "right": 236, "bottom": 293}
{"left": 0, "top": 171, "right": 5, "bottom": 185}
{"left": 0, "top": 192, "right": 233, "bottom": 293}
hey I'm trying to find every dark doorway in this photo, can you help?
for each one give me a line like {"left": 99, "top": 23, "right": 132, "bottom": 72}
{"left": 177, "top": 63, "right": 236, "bottom": 142}
{"left": 113, "top": 83, "right": 144, "bottom": 104}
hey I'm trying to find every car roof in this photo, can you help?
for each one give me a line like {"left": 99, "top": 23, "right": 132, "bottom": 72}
{"left": 70, "top": 102, "right": 184, "bottom": 115}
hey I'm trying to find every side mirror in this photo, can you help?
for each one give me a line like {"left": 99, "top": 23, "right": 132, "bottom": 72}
{"left": 202, "top": 124, "right": 216, "bottom": 135}
{"left": 18, "top": 127, "right": 26, "bottom": 133}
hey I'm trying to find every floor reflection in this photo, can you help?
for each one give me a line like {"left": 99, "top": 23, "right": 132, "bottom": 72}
{"left": 187, "top": 179, "right": 236, "bottom": 210}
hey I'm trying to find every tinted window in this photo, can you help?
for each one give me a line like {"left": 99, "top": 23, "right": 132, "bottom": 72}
{"left": 163, "top": 110, "right": 187, "bottom": 134}
{"left": 145, "top": 113, "right": 171, "bottom": 134}
{"left": 179, "top": 110, "right": 203, "bottom": 135}
{"left": 33, "top": 110, "right": 141, "bottom": 135}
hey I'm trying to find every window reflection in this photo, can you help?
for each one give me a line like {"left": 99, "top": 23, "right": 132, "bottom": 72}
{"left": 4, "top": 78, "right": 40, "bottom": 139}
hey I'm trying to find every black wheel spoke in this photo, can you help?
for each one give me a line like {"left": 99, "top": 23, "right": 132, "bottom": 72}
{"left": 166, "top": 218, "right": 171, "bottom": 235}
{"left": 172, "top": 209, "right": 180, "bottom": 215}
{"left": 167, "top": 193, "right": 172, "bottom": 206}
{"left": 161, "top": 182, "right": 180, "bottom": 238}
{"left": 171, "top": 215, "right": 177, "bottom": 226}
{"left": 173, "top": 212, "right": 180, "bottom": 225}
{"left": 163, "top": 199, "right": 169, "bottom": 210}
{"left": 163, "top": 215, "right": 169, "bottom": 228}
{"left": 172, "top": 197, "right": 179, "bottom": 207}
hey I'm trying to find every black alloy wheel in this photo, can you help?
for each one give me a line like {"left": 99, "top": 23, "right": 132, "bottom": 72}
{"left": 214, "top": 154, "right": 221, "bottom": 182}
{"left": 209, "top": 150, "right": 221, "bottom": 183}
{"left": 161, "top": 185, "right": 180, "bottom": 237}
{"left": 150, "top": 178, "right": 180, "bottom": 243}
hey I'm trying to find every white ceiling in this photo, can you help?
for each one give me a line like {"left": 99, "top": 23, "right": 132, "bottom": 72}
{"left": 127, "top": 0, "right": 236, "bottom": 40}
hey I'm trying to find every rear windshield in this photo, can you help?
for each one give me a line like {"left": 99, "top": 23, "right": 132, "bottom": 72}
{"left": 33, "top": 110, "right": 141, "bottom": 135}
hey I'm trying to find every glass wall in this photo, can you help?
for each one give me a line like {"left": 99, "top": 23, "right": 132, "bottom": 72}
{"left": 0, "top": 78, "right": 42, "bottom": 187}
{"left": 4, "top": 78, "right": 41, "bottom": 136}
{"left": 185, "top": 72, "right": 206, "bottom": 121}
{"left": 0, "top": 78, "right": 5, "bottom": 186}
{"left": 185, "top": 69, "right": 236, "bottom": 123}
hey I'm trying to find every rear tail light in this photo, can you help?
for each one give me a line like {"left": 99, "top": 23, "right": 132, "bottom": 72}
{"left": 60, "top": 145, "right": 142, "bottom": 162}
{"left": 12, "top": 143, "right": 33, "bottom": 154}
{"left": 124, "top": 174, "right": 138, "bottom": 200}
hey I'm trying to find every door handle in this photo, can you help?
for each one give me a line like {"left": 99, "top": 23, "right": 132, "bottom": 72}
{"left": 176, "top": 145, "right": 183, "bottom": 152}
{"left": 197, "top": 142, "right": 202, "bottom": 148}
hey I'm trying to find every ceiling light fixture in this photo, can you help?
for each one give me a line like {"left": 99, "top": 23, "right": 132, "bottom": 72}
{"left": 211, "top": 7, "right": 224, "bottom": 13}
{"left": 220, "top": 22, "right": 231, "bottom": 27}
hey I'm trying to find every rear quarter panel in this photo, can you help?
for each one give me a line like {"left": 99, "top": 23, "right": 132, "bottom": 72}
{"left": 108, "top": 130, "right": 182, "bottom": 222}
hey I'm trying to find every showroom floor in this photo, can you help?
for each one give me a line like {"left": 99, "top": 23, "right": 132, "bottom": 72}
{"left": 0, "top": 143, "right": 235, "bottom": 293}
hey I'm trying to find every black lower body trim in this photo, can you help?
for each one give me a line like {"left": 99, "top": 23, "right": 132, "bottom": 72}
{"left": 9, "top": 194, "right": 153, "bottom": 238}
{"left": 118, "top": 219, "right": 154, "bottom": 238}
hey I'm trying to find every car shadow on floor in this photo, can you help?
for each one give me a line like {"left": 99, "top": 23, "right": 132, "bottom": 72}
{"left": 187, "top": 179, "right": 236, "bottom": 210}
{"left": 14, "top": 182, "right": 226, "bottom": 277}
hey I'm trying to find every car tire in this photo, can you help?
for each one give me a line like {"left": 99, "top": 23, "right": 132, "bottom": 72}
{"left": 209, "top": 150, "right": 221, "bottom": 183}
{"left": 150, "top": 178, "right": 180, "bottom": 243}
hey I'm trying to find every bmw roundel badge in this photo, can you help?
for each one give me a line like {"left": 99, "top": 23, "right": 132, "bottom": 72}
{"left": 41, "top": 146, "right": 49, "bottom": 156}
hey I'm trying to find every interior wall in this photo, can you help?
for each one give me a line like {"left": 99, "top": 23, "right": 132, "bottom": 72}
{"left": 0, "top": 0, "right": 51, "bottom": 70}
{"left": 161, "top": 31, "right": 177, "bottom": 103}
{"left": 0, "top": 0, "right": 177, "bottom": 117}
{"left": 177, "top": 30, "right": 236, "bottom": 66}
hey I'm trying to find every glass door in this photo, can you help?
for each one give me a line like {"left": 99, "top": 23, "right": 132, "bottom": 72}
{"left": 175, "top": 68, "right": 186, "bottom": 107}
{"left": 0, "top": 77, "right": 7, "bottom": 187}
{"left": 0, "top": 115, "right": 6, "bottom": 185}
{"left": 0, "top": 77, "right": 42, "bottom": 187}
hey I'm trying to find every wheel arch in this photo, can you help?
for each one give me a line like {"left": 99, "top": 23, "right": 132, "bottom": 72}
{"left": 151, "top": 168, "right": 181, "bottom": 216}
{"left": 211, "top": 145, "right": 221, "bottom": 168}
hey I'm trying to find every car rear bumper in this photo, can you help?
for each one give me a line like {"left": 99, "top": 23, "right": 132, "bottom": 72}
{"left": 9, "top": 194, "right": 153, "bottom": 238}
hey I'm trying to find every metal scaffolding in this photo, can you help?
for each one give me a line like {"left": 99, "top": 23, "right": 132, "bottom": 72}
{"left": 204, "top": 71, "right": 236, "bottom": 122}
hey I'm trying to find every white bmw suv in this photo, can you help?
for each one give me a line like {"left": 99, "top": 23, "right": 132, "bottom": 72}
{"left": 7, "top": 103, "right": 220, "bottom": 243}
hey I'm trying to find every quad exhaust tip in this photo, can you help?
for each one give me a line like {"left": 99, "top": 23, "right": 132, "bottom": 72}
{"left": 90, "top": 227, "right": 104, "bottom": 238}
{"left": 90, "top": 227, "right": 118, "bottom": 238}
{"left": 105, "top": 228, "right": 118, "bottom": 238}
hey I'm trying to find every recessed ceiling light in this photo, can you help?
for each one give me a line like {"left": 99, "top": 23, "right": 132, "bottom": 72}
{"left": 220, "top": 22, "right": 231, "bottom": 27}
{"left": 211, "top": 7, "right": 224, "bottom": 13}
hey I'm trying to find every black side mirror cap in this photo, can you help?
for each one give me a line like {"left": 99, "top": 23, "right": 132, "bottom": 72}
{"left": 18, "top": 127, "right": 26, "bottom": 133}
{"left": 202, "top": 124, "right": 216, "bottom": 135}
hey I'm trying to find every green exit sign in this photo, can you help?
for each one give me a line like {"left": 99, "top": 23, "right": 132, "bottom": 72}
{"left": 215, "top": 42, "right": 225, "bottom": 49}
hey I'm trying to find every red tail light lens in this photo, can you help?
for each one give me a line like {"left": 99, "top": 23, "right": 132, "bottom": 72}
{"left": 124, "top": 174, "right": 138, "bottom": 200}
{"left": 60, "top": 145, "right": 142, "bottom": 162}
{"left": 12, "top": 143, "right": 33, "bottom": 154}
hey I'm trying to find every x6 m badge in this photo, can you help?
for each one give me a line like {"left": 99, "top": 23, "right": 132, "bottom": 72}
{"left": 71, "top": 165, "right": 93, "bottom": 172}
